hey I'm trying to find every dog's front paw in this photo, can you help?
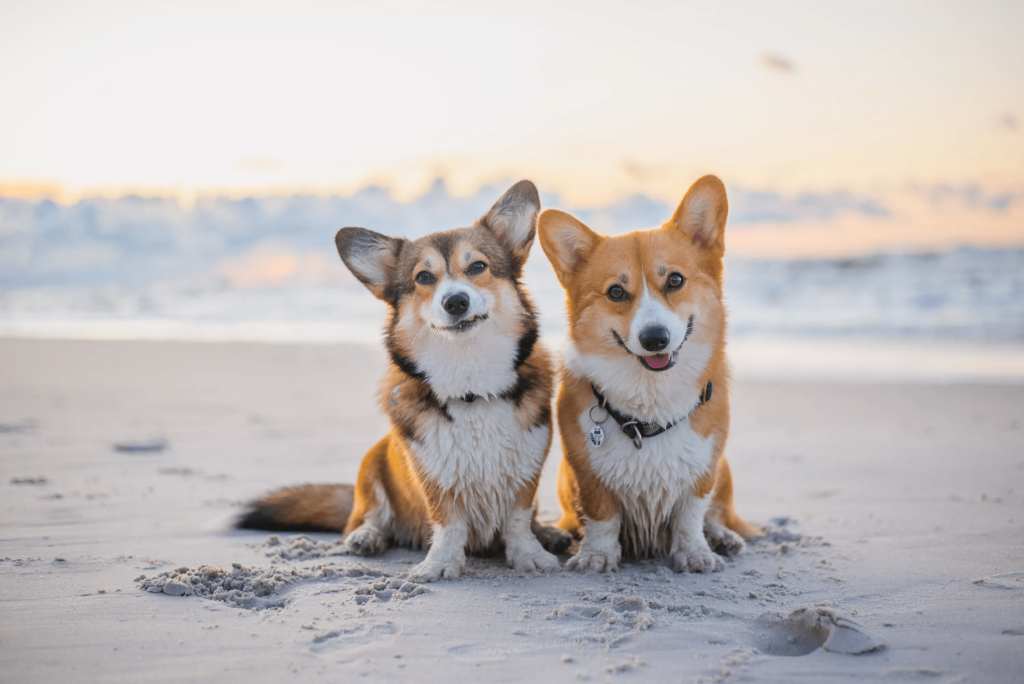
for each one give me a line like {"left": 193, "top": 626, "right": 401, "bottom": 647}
{"left": 566, "top": 548, "right": 620, "bottom": 573}
{"left": 344, "top": 527, "right": 388, "bottom": 556}
{"left": 672, "top": 545, "right": 725, "bottom": 573}
{"left": 705, "top": 524, "right": 745, "bottom": 557}
{"left": 408, "top": 559, "right": 464, "bottom": 583}
{"left": 508, "top": 547, "right": 560, "bottom": 573}
{"left": 531, "top": 521, "right": 572, "bottom": 555}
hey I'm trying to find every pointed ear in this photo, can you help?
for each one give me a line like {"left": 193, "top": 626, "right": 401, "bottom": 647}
{"left": 537, "top": 209, "right": 602, "bottom": 289}
{"left": 335, "top": 227, "right": 405, "bottom": 300}
{"left": 671, "top": 175, "right": 728, "bottom": 258}
{"left": 479, "top": 180, "right": 540, "bottom": 271}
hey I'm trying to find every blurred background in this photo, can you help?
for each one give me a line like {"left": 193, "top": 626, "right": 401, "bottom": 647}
{"left": 1, "top": 0, "right": 1022, "bottom": 381}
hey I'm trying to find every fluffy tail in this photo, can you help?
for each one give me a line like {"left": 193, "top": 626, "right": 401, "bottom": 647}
{"left": 711, "top": 458, "right": 764, "bottom": 539}
{"left": 722, "top": 505, "right": 763, "bottom": 539}
{"left": 236, "top": 483, "right": 354, "bottom": 533}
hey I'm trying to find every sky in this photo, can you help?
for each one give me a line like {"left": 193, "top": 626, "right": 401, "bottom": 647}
{"left": 0, "top": 0, "right": 1022, "bottom": 256}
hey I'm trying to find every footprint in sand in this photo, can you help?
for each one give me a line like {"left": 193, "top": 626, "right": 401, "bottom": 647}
{"left": 352, "top": 578, "right": 428, "bottom": 604}
{"left": 970, "top": 572, "right": 1024, "bottom": 589}
{"left": 750, "top": 607, "right": 886, "bottom": 656}
{"left": 309, "top": 622, "right": 399, "bottom": 653}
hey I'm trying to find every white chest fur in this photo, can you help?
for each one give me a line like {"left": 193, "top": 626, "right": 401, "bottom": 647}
{"left": 565, "top": 341, "right": 713, "bottom": 427}
{"left": 578, "top": 405, "right": 714, "bottom": 521}
{"left": 577, "top": 395, "right": 714, "bottom": 556}
{"left": 399, "top": 297, "right": 520, "bottom": 402}
{"left": 411, "top": 397, "right": 549, "bottom": 542}
{"left": 565, "top": 340, "right": 717, "bottom": 530}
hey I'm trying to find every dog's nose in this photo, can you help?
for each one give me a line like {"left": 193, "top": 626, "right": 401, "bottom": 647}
{"left": 639, "top": 326, "right": 671, "bottom": 352}
{"left": 442, "top": 292, "right": 470, "bottom": 316}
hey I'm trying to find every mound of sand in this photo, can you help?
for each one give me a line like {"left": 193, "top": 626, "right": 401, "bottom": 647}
{"left": 135, "top": 562, "right": 343, "bottom": 608}
{"left": 136, "top": 558, "right": 430, "bottom": 610}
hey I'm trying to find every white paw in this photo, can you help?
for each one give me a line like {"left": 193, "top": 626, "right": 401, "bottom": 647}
{"left": 705, "top": 524, "right": 745, "bottom": 557}
{"left": 672, "top": 545, "right": 725, "bottom": 573}
{"left": 566, "top": 548, "right": 620, "bottom": 573}
{"left": 408, "top": 559, "right": 464, "bottom": 583}
{"left": 508, "top": 547, "right": 560, "bottom": 573}
{"left": 344, "top": 527, "right": 388, "bottom": 556}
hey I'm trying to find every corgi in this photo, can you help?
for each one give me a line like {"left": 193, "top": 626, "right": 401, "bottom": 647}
{"left": 537, "top": 175, "right": 760, "bottom": 574}
{"left": 238, "top": 181, "right": 568, "bottom": 581}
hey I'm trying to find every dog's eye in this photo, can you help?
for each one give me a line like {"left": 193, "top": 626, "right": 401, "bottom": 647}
{"left": 666, "top": 272, "right": 685, "bottom": 290}
{"left": 415, "top": 271, "right": 436, "bottom": 286}
{"left": 607, "top": 285, "right": 626, "bottom": 301}
{"left": 465, "top": 261, "right": 488, "bottom": 276}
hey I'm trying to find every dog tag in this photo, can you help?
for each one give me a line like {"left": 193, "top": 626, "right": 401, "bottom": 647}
{"left": 589, "top": 424, "right": 605, "bottom": 448}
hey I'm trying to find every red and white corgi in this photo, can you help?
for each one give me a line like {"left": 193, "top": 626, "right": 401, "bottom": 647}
{"left": 239, "top": 181, "right": 568, "bottom": 581}
{"left": 537, "top": 175, "right": 760, "bottom": 574}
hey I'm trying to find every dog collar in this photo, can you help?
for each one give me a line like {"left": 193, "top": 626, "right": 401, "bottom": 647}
{"left": 590, "top": 381, "right": 712, "bottom": 450}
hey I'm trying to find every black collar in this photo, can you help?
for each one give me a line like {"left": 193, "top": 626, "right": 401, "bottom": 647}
{"left": 591, "top": 381, "right": 712, "bottom": 449}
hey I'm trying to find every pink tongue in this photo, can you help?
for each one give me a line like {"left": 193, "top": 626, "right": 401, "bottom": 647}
{"left": 644, "top": 354, "right": 670, "bottom": 369}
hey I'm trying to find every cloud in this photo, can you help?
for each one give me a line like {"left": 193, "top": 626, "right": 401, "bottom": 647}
{"left": 728, "top": 185, "right": 1024, "bottom": 258}
{"left": 0, "top": 180, "right": 1020, "bottom": 288}
{"left": 729, "top": 190, "right": 889, "bottom": 225}
{"left": 923, "top": 185, "right": 1019, "bottom": 212}
{"left": 620, "top": 159, "right": 671, "bottom": 183}
{"left": 761, "top": 52, "right": 796, "bottom": 74}
{"left": 219, "top": 242, "right": 353, "bottom": 288}
{"left": 569, "top": 194, "right": 673, "bottom": 235}
{"left": 0, "top": 180, "right": 506, "bottom": 288}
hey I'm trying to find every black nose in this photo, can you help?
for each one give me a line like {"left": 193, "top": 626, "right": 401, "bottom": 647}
{"left": 638, "top": 326, "right": 670, "bottom": 352}
{"left": 442, "top": 292, "right": 470, "bottom": 316}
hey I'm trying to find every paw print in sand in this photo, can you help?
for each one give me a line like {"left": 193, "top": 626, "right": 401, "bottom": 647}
{"left": 353, "top": 578, "right": 428, "bottom": 604}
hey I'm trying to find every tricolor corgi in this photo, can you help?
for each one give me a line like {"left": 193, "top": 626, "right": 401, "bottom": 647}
{"left": 537, "top": 175, "right": 760, "bottom": 573}
{"left": 239, "top": 181, "right": 567, "bottom": 581}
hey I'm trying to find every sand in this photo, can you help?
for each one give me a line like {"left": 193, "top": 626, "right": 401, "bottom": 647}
{"left": 1, "top": 337, "right": 1022, "bottom": 683}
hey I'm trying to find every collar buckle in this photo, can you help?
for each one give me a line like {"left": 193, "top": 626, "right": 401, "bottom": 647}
{"left": 590, "top": 380, "right": 712, "bottom": 450}
{"left": 621, "top": 420, "right": 644, "bottom": 449}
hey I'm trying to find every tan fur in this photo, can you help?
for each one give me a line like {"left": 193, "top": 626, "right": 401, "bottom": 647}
{"left": 554, "top": 370, "right": 626, "bottom": 530}
{"left": 707, "top": 457, "right": 762, "bottom": 538}
{"left": 253, "top": 484, "right": 354, "bottom": 531}
{"left": 539, "top": 175, "right": 760, "bottom": 568}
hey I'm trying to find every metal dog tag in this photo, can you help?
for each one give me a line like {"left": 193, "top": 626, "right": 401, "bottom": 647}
{"left": 589, "top": 424, "right": 605, "bottom": 448}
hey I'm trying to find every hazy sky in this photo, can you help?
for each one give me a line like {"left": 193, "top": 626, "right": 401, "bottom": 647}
{"left": 1, "top": 0, "right": 1021, "bottom": 207}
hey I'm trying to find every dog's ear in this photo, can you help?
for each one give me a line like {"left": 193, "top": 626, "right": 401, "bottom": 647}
{"left": 671, "top": 175, "right": 728, "bottom": 263}
{"left": 479, "top": 180, "right": 540, "bottom": 272}
{"left": 335, "top": 227, "right": 405, "bottom": 300}
{"left": 537, "top": 209, "right": 602, "bottom": 290}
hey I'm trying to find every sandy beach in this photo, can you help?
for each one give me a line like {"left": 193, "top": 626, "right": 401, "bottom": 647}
{"left": 1, "top": 337, "right": 1022, "bottom": 683}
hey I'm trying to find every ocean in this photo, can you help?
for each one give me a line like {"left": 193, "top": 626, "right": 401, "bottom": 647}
{"left": 2, "top": 190, "right": 1022, "bottom": 382}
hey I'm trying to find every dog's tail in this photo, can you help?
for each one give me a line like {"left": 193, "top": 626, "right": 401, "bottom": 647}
{"left": 722, "top": 505, "right": 763, "bottom": 539}
{"left": 236, "top": 483, "right": 354, "bottom": 533}
{"left": 711, "top": 458, "right": 764, "bottom": 539}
